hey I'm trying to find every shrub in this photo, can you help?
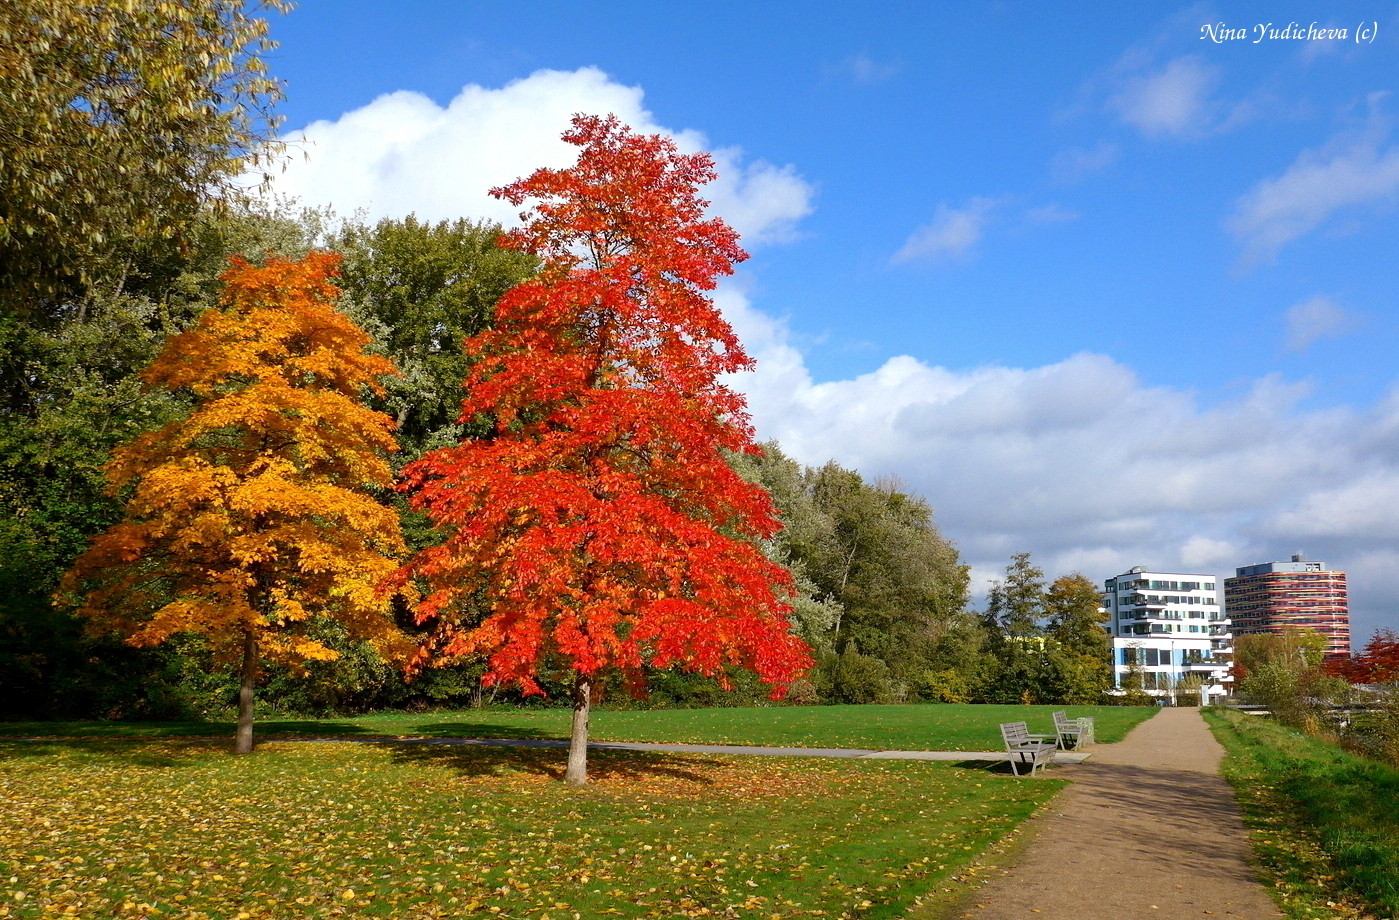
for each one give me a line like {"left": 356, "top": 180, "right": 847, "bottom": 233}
{"left": 815, "top": 651, "right": 895, "bottom": 705}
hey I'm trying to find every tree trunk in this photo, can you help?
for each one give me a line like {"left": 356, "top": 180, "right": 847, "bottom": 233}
{"left": 234, "top": 629, "right": 258, "bottom": 755}
{"left": 564, "top": 671, "right": 592, "bottom": 786}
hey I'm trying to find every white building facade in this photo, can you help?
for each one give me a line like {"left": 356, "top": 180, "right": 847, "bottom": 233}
{"left": 1102, "top": 567, "right": 1233, "bottom": 704}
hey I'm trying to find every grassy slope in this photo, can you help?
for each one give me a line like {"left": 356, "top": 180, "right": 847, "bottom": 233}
{"left": 1205, "top": 708, "right": 1399, "bottom": 920}
{"left": 0, "top": 738, "right": 1062, "bottom": 920}
{"left": 0, "top": 703, "right": 1155, "bottom": 751}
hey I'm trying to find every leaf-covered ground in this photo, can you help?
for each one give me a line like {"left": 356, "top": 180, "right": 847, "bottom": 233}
{"left": 0, "top": 739, "right": 1059, "bottom": 919}
{"left": 1205, "top": 708, "right": 1399, "bottom": 920}
{"left": 0, "top": 703, "right": 1156, "bottom": 752}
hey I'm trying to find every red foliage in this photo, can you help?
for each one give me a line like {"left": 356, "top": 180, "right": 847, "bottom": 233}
{"left": 392, "top": 115, "right": 811, "bottom": 697}
{"left": 1330, "top": 629, "right": 1399, "bottom": 683}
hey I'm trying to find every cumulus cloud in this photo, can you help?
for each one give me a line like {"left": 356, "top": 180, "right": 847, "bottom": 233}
{"left": 719, "top": 289, "right": 1399, "bottom": 642}
{"left": 263, "top": 67, "right": 814, "bottom": 246}
{"left": 1110, "top": 55, "right": 1220, "bottom": 138}
{"left": 891, "top": 197, "right": 1003, "bottom": 263}
{"left": 257, "top": 66, "right": 1397, "bottom": 643}
{"left": 1229, "top": 106, "right": 1399, "bottom": 267}
{"left": 1285, "top": 295, "right": 1354, "bottom": 351}
{"left": 1179, "top": 536, "right": 1245, "bottom": 571}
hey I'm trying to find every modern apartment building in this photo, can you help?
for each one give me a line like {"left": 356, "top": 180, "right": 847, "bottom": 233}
{"left": 1224, "top": 554, "right": 1350, "bottom": 659}
{"left": 1102, "top": 567, "right": 1233, "bottom": 703}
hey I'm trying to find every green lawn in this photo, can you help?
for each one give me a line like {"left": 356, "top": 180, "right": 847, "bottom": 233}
{"left": 0, "top": 703, "right": 1155, "bottom": 752}
{"left": 0, "top": 737, "right": 1061, "bottom": 920}
{"left": 1205, "top": 707, "right": 1399, "bottom": 920}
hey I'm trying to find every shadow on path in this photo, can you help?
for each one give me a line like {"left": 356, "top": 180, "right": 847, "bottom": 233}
{"left": 954, "top": 708, "right": 1284, "bottom": 920}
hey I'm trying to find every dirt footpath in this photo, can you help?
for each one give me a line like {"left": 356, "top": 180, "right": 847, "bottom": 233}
{"left": 957, "top": 707, "right": 1282, "bottom": 920}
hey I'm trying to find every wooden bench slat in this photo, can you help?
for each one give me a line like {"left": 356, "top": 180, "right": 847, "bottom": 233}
{"left": 1000, "top": 721, "right": 1056, "bottom": 776}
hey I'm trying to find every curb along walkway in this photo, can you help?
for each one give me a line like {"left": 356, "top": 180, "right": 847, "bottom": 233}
{"left": 957, "top": 707, "right": 1282, "bottom": 920}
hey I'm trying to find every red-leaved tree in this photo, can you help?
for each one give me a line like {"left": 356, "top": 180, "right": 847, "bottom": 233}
{"left": 391, "top": 115, "right": 811, "bottom": 784}
{"left": 1328, "top": 628, "right": 1399, "bottom": 684}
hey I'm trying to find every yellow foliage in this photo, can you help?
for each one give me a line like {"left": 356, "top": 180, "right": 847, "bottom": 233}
{"left": 59, "top": 253, "right": 410, "bottom": 669}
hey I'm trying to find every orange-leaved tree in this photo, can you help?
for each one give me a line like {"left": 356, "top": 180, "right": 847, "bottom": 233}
{"left": 59, "top": 252, "right": 410, "bottom": 753}
{"left": 391, "top": 115, "right": 812, "bottom": 784}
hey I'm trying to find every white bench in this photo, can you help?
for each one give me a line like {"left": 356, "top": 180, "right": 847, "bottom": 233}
{"left": 1052, "top": 710, "right": 1095, "bottom": 751}
{"left": 1000, "top": 721, "right": 1056, "bottom": 776}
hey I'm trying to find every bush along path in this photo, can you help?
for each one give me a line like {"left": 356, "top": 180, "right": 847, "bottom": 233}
{"left": 945, "top": 707, "right": 1283, "bottom": 920}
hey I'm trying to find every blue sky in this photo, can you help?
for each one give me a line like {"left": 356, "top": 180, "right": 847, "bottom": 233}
{"left": 260, "top": 2, "right": 1399, "bottom": 644}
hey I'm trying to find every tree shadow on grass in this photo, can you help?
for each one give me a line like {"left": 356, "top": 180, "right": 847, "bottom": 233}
{"left": 382, "top": 739, "right": 724, "bottom": 787}
{"left": 0, "top": 718, "right": 375, "bottom": 740}
{"left": 252, "top": 719, "right": 381, "bottom": 737}
{"left": 0, "top": 737, "right": 228, "bottom": 768}
{"left": 397, "top": 721, "right": 564, "bottom": 741}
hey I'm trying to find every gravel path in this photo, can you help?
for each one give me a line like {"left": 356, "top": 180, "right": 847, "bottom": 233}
{"left": 285, "top": 735, "right": 1093, "bottom": 763}
{"left": 956, "top": 707, "right": 1282, "bottom": 919}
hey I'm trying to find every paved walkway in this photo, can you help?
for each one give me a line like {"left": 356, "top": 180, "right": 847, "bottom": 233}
{"left": 294, "top": 735, "right": 1094, "bottom": 763}
{"left": 957, "top": 707, "right": 1282, "bottom": 920}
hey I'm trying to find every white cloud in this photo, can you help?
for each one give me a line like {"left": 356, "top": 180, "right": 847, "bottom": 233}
{"left": 1262, "top": 472, "right": 1399, "bottom": 540}
{"left": 719, "top": 289, "right": 1399, "bottom": 642}
{"left": 1110, "top": 55, "right": 1220, "bottom": 138}
{"left": 839, "top": 52, "right": 899, "bottom": 85}
{"left": 1179, "top": 535, "right": 1244, "bottom": 571}
{"left": 1023, "top": 203, "right": 1081, "bottom": 225}
{"left": 256, "top": 67, "right": 1399, "bottom": 644}
{"left": 1285, "top": 295, "right": 1354, "bottom": 351}
{"left": 1050, "top": 142, "right": 1119, "bottom": 184}
{"left": 892, "top": 197, "right": 1003, "bottom": 264}
{"left": 1229, "top": 106, "right": 1399, "bottom": 267}
{"left": 263, "top": 67, "right": 813, "bottom": 247}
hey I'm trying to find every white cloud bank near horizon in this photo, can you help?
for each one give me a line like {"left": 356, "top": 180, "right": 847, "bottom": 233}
{"left": 725, "top": 279, "right": 1399, "bottom": 645}
{"left": 262, "top": 67, "right": 1398, "bottom": 646}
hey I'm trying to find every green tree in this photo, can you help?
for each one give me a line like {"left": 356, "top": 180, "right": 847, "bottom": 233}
{"left": 987, "top": 552, "right": 1046, "bottom": 638}
{"left": 0, "top": 206, "right": 320, "bottom": 720}
{"left": 1235, "top": 630, "right": 1348, "bottom": 732}
{"left": 1044, "top": 573, "right": 1112, "bottom": 704}
{"left": 327, "top": 216, "right": 537, "bottom": 456}
{"left": 807, "top": 465, "right": 968, "bottom": 662}
{"left": 0, "top": 0, "right": 287, "bottom": 315}
{"left": 980, "top": 554, "right": 1050, "bottom": 703}
{"left": 735, "top": 447, "right": 973, "bottom": 702}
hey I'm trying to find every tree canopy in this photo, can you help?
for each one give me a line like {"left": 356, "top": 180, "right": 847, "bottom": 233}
{"left": 0, "top": 0, "right": 286, "bottom": 314}
{"left": 59, "top": 253, "right": 410, "bottom": 752}
{"left": 392, "top": 116, "right": 811, "bottom": 782}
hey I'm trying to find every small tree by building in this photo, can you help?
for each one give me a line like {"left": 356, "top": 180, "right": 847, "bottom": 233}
{"left": 59, "top": 253, "right": 409, "bottom": 753}
{"left": 1045, "top": 573, "right": 1112, "bottom": 704}
{"left": 1118, "top": 643, "right": 1153, "bottom": 706}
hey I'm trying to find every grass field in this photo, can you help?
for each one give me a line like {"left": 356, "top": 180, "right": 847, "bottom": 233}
{"left": 0, "top": 736, "right": 1063, "bottom": 920}
{"left": 1205, "top": 707, "right": 1399, "bottom": 920}
{"left": 0, "top": 703, "right": 1155, "bottom": 752}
